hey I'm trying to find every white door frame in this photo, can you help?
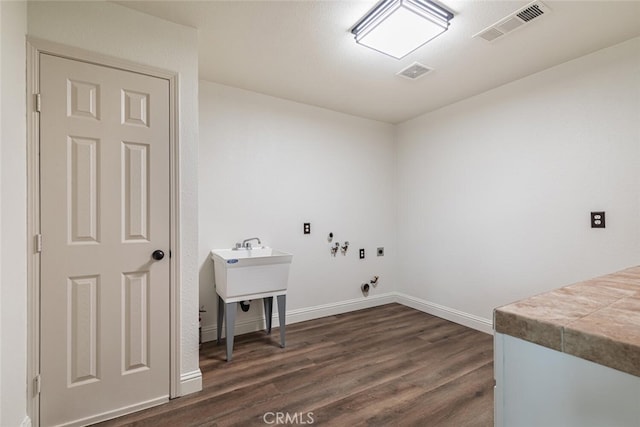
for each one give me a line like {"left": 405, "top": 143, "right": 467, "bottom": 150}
{"left": 26, "top": 37, "right": 182, "bottom": 426}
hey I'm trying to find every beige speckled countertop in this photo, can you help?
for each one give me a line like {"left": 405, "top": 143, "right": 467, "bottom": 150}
{"left": 494, "top": 266, "right": 640, "bottom": 377}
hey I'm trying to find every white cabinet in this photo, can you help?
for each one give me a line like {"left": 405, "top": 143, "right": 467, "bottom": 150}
{"left": 494, "top": 333, "right": 640, "bottom": 427}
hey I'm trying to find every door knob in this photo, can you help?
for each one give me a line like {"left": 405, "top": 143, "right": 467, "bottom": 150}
{"left": 152, "top": 250, "right": 165, "bottom": 261}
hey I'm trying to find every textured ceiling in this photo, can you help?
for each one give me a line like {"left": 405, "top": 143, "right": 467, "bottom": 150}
{"left": 116, "top": 0, "right": 640, "bottom": 124}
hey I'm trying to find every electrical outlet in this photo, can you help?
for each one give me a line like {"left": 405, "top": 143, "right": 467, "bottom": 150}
{"left": 591, "top": 212, "right": 605, "bottom": 228}
{"left": 303, "top": 223, "right": 311, "bottom": 234}
{"left": 359, "top": 248, "right": 365, "bottom": 259}
{"left": 377, "top": 247, "right": 384, "bottom": 256}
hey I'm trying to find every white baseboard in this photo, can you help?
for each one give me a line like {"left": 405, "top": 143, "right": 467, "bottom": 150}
{"left": 201, "top": 291, "right": 492, "bottom": 342}
{"left": 286, "top": 292, "right": 396, "bottom": 325}
{"left": 201, "top": 315, "right": 269, "bottom": 343}
{"left": 201, "top": 293, "right": 396, "bottom": 343}
{"left": 179, "top": 369, "right": 202, "bottom": 396}
{"left": 395, "top": 292, "right": 494, "bottom": 334}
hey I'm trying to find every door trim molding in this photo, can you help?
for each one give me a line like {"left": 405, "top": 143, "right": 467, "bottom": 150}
{"left": 26, "top": 37, "right": 182, "bottom": 425}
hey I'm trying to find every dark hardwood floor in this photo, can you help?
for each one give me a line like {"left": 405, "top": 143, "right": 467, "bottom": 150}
{"left": 97, "top": 303, "right": 494, "bottom": 426}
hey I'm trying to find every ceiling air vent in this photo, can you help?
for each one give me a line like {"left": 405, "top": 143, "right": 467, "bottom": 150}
{"left": 397, "top": 62, "right": 432, "bottom": 80}
{"left": 517, "top": 3, "right": 545, "bottom": 22}
{"left": 473, "top": 1, "right": 551, "bottom": 43}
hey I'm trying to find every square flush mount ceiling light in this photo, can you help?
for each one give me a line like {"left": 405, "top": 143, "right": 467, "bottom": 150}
{"left": 351, "top": 0, "right": 454, "bottom": 59}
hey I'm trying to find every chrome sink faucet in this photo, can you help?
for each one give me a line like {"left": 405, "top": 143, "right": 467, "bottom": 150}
{"left": 240, "top": 237, "right": 261, "bottom": 250}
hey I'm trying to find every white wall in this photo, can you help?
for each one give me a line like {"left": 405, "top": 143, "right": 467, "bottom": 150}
{"left": 27, "top": 1, "right": 200, "bottom": 394}
{"left": 198, "top": 81, "right": 397, "bottom": 337}
{"left": 397, "top": 37, "right": 640, "bottom": 323}
{"left": 0, "top": 1, "right": 28, "bottom": 425}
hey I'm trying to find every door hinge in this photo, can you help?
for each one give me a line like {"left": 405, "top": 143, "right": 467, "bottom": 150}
{"left": 35, "top": 93, "right": 41, "bottom": 113}
{"left": 34, "top": 375, "right": 41, "bottom": 395}
{"left": 35, "top": 234, "right": 42, "bottom": 253}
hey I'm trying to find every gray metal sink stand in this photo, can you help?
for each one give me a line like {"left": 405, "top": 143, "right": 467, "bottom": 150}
{"left": 216, "top": 293, "right": 286, "bottom": 362}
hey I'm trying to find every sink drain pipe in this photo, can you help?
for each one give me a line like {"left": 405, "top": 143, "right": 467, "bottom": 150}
{"left": 240, "top": 300, "right": 251, "bottom": 312}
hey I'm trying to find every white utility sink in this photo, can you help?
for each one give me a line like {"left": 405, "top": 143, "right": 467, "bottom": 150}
{"left": 210, "top": 247, "right": 293, "bottom": 302}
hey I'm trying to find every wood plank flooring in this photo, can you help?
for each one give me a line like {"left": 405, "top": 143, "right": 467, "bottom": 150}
{"left": 97, "top": 303, "right": 494, "bottom": 426}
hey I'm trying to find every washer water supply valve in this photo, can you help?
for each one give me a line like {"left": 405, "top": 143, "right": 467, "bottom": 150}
{"left": 370, "top": 276, "right": 379, "bottom": 287}
{"left": 331, "top": 242, "right": 340, "bottom": 256}
{"left": 341, "top": 241, "right": 350, "bottom": 255}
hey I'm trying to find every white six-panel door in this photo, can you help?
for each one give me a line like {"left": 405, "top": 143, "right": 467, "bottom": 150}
{"left": 39, "top": 53, "right": 170, "bottom": 426}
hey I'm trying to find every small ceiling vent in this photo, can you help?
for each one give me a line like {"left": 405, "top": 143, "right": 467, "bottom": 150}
{"left": 517, "top": 3, "right": 545, "bottom": 22}
{"left": 397, "top": 62, "right": 432, "bottom": 80}
{"left": 473, "top": 1, "right": 551, "bottom": 43}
